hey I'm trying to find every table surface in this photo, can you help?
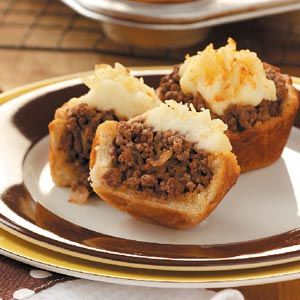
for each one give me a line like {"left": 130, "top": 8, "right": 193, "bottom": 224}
{"left": 1, "top": 1, "right": 300, "bottom": 299}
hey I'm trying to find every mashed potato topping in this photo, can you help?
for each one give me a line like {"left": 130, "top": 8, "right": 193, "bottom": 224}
{"left": 69, "top": 63, "right": 160, "bottom": 118}
{"left": 179, "top": 38, "right": 277, "bottom": 115}
{"left": 142, "top": 100, "right": 232, "bottom": 153}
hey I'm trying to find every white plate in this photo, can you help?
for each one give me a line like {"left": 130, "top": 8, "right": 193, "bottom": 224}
{"left": 0, "top": 68, "right": 300, "bottom": 273}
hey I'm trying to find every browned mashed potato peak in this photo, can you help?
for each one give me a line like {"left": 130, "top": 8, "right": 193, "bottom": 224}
{"left": 60, "top": 103, "right": 119, "bottom": 191}
{"left": 158, "top": 63, "right": 288, "bottom": 132}
{"left": 103, "top": 121, "right": 213, "bottom": 198}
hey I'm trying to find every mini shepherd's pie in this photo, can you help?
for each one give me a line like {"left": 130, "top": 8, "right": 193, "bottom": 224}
{"left": 49, "top": 63, "right": 160, "bottom": 203}
{"left": 90, "top": 101, "right": 240, "bottom": 229}
{"left": 157, "top": 38, "right": 299, "bottom": 172}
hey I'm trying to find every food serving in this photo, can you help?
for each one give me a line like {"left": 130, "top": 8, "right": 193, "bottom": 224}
{"left": 49, "top": 63, "right": 160, "bottom": 203}
{"left": 157, "top": 38, "right": 299, "bottom": 172}
{"left": 90, "top": 100, "right": 240, "bottom": 229}
{"left": 48, "top": 38, "right": 298, "bottom": 228}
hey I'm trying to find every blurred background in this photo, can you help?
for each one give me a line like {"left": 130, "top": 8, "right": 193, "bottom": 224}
{"left": 0, "top": 0, "right": 300, "bottom": 91}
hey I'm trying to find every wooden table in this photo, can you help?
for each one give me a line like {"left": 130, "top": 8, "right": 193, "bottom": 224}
{"left": 1, "top": 1, "right": 300, "bottom": 299}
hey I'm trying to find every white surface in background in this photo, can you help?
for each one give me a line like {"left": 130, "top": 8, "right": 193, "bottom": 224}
{"left": 28, "top": 280, "right": 244, "bottom": 300}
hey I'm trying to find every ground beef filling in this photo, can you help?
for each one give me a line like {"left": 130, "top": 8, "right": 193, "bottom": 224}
{"left": 60, "top": 103, "right": 119, "bottom": 191}
{"left": 159, "top": 65, "right": 208, "bottom": 112}
{"left": 158, "top": 63, "right": 288, "bottom": 132}
{"left": 103, "top": 121, "right": 213, "bottom": 198}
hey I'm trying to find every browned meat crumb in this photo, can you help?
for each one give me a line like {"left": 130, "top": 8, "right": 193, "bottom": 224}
{"left": 221, "top": 99, "right": 282, "bottom": 132}
{"left": 158, "top": 65, "right": 208, "bottom": 112}
{"left": 70, "top": 173, "right": 91, "bottom": 204}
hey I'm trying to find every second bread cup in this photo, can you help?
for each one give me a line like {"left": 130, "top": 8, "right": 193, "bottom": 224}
{"left": 157, "top": 38, "right": 299, "bottom": 172}
{"left": 90, "top": 101, "right": 240, "bottom": 229}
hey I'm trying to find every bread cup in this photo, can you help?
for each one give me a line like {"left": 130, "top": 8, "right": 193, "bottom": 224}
{"left": 90, "top": 100, "right": 240, "bottom": 229}
{"left": 49, "top": 63, "right": 161, "bottom": 203}
{"left": 157, "top": 38, "right": 299, "bottom": 173}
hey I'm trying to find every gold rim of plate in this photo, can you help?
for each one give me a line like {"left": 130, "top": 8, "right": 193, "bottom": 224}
{"left": 1, "top": 67, "right": 300, "bottom": 286}
{"left": 2, "top": 227, "right": 300, "bottom": 286}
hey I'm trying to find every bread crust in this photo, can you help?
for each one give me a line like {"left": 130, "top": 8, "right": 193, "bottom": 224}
{"left": 227, "top": 78, "right": 299, "bottom": 173}
{"left": 90, "top": 121, "right": 240, "bottom": 229}
{"left": 48, "top": 102, "right": 84, "bottom": 187}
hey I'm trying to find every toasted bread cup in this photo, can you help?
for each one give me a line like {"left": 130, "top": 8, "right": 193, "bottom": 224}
{"left": 49, "top": 63, "right": 160, "bottom": 203}
{"left": 157, "top": 39, "right": 299, "bottom": 173}
{"left": 90, "top": 101, "right": 240, "bottom": 229}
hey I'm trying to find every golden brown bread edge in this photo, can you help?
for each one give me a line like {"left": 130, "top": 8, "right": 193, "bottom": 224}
{"left": 157, "top": 76, "right": 299, "bottom": 173}
{"left": 89, "top": 121, "right": 240, "bottom": 229}
{"left": 48, "top": 102, "right": 85, "bottom": 188}
{"left": 227, "top": 77, "right": 299, "bottom": 173}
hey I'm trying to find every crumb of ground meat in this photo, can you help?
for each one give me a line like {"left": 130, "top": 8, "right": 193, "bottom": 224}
{"left": 263, "top": 62, "right": 288, "bottom": 101}
{"left": 103, "top": 121, "right": 213, "bottom": 198}
{"left": 158, "top": 65, "right": 208, "bottom": 112}
{"left": 70, "top": 172, "right": 93, "bottom": 203}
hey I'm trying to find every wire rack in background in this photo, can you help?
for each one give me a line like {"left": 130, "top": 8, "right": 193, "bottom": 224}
{"left": 0, "top": 0, "right": 299, "bottom": 65}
